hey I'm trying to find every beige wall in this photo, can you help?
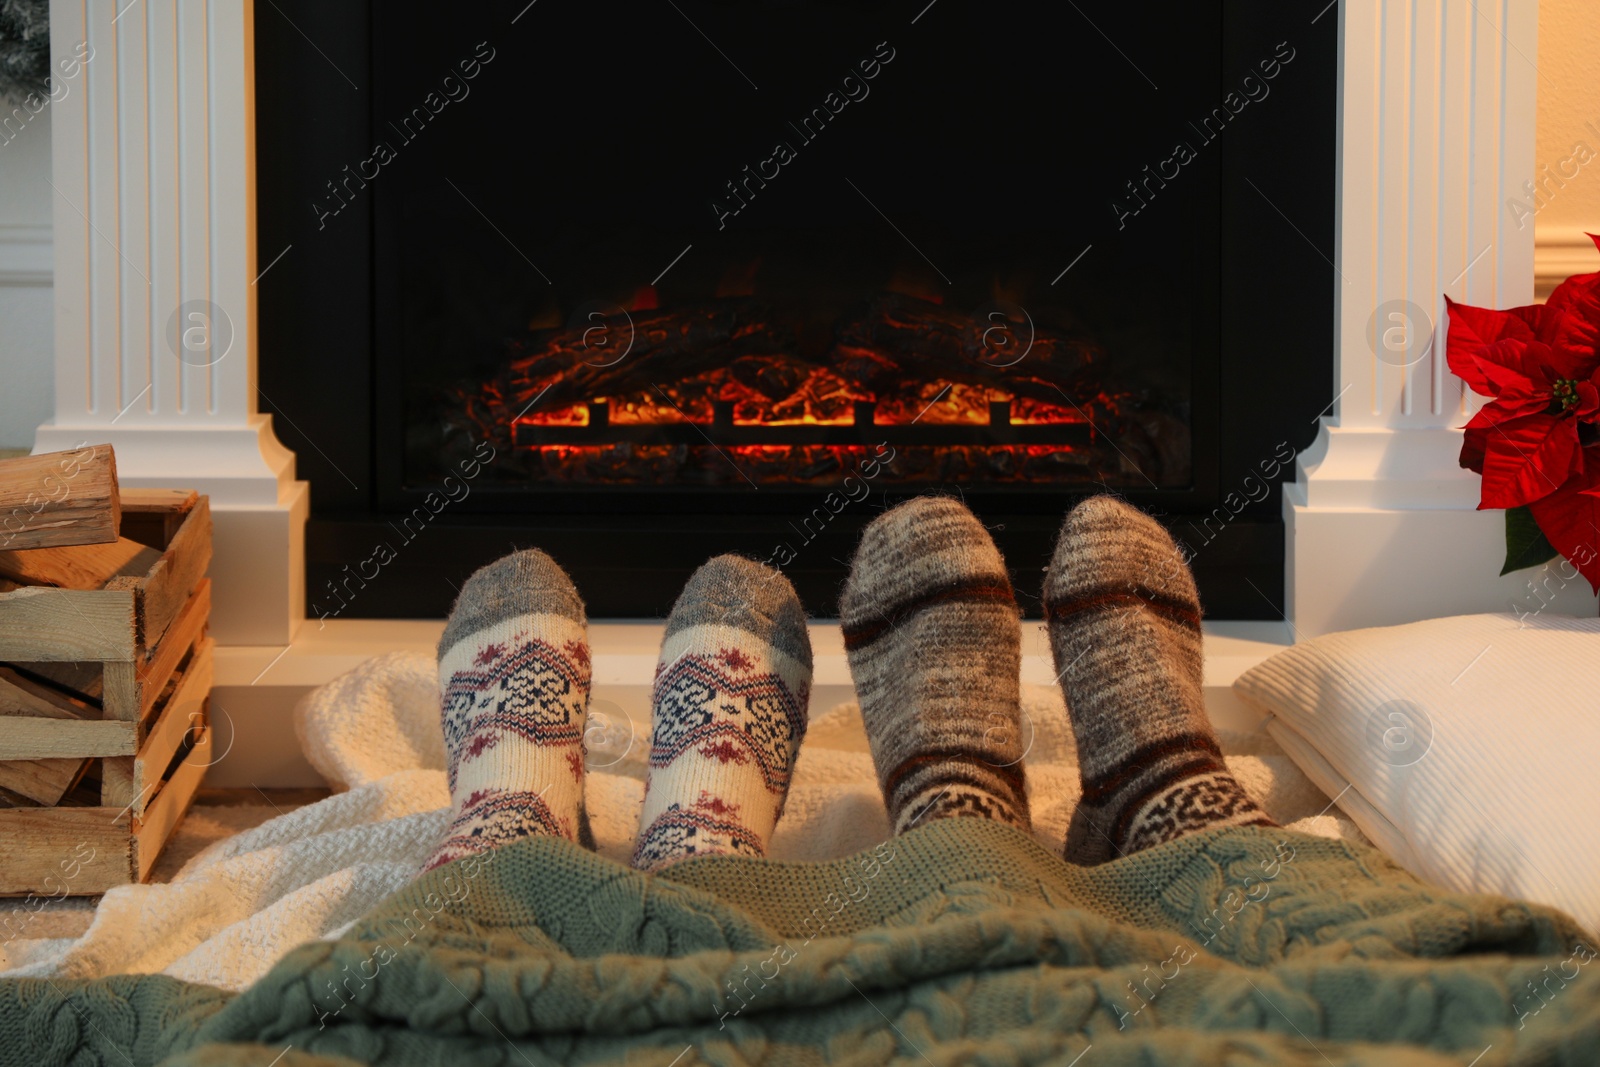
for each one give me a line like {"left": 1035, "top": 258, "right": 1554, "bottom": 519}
{"left": 1536, "top": 0, "right": 1600, "bottom": 295}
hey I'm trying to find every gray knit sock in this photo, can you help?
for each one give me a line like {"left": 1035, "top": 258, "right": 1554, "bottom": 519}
{"left": 1044, "top": 496, "right": 1273, "bottom": 866}
{"left": 425, "top": 549, "right": 592, "bottom": 872}
{"left": 840, "top": 496, "right": 1031, "bottom": 835}
{"left": 632, "top": 555, "right": 812, "bottom": 870}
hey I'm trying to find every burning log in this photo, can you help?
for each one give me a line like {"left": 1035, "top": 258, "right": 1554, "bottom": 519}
{"left": 830, "top": 294, "right": 1111, "bottom": 411}
{"left": 504, "top": 300, "right": 793, "bottom": 412}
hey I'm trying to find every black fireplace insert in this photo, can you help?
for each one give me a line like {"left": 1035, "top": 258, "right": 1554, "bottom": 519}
{"left": 255, "top": 0, "right": 1336, "bottom": 619}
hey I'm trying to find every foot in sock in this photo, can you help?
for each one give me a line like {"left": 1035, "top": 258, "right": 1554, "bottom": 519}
{"left": 632, "top": 555, "right": 812, "bottom": 870}
{"left": 1044, "top": 495, "right": 1274, "bottom": 865}
{"left": 423, "top": 549, "right": 592, "bottom": 873}
{"left": 840, "top": 496, "right": 1031, "bottom": 835}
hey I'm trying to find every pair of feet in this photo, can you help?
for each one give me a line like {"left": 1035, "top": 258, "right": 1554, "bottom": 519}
{"left": 423, "top": 494, "right": 1273, "bottom": 874}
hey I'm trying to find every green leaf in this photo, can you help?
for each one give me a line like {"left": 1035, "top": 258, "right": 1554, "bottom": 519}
{"left": 1501, "top": 505, "right": 1561, "bottom": 576}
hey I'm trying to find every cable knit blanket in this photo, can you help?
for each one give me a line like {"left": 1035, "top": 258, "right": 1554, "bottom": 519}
{"left": 4, "top": 819, "right": 1600, "bottom": 1066}
{"left": 1, "top": 651, "right": 1366, "bottom": 993}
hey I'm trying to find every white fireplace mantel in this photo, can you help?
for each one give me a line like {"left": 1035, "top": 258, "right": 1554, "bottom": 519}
{"left": 36, "top": 0, "right": 308, "bottom": 645}
{"left": 36, "top": 0, "right": 1597, "bottom": 785}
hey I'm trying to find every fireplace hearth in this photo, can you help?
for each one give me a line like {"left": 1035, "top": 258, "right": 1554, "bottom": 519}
{"left": 255, "top": 0, "right": 1336, "bottom": 619}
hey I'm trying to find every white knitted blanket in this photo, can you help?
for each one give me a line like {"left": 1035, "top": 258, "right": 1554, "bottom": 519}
{"left": 0, "top": 651, "right": 1365, "bottom": 991}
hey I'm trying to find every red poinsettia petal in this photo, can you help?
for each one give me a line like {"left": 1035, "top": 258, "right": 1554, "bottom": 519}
{"left": 1575, "top": 379, "right": 1600, "bottom": 419}
{"left": 1460, "top": 422, "right": 1488, "bottom": 474}
{"left": 1477, "top": 412, "right": 1581, "bottom": 510}
{"left": 1529, "top": 465, "right": 1600, "bottom": 593}
{"left": 1444, "top": 296, "right": 1540, "bottom": 397}
{"left": 1477, "top": 351, "right": 1541, "bottom": 397}
{"left": 1537, "top": 237, "right": 1600, "bottom": 377}
{"left": 1462, "top": 398, "right": 1548, "bottom": 478}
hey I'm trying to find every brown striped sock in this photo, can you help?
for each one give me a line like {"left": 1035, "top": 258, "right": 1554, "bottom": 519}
{"left": 1044, "top": 495, "right": 1274, "bottom": 866}
{"left": 840, "top": 496, "right": 1031, "bottom": 835}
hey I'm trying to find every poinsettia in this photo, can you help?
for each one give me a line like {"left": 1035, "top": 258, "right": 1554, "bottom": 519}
{"left": 1445, "top": 232, "right": 1600, "bottom": 592}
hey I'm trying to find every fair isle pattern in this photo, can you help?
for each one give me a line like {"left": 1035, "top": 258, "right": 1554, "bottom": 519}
{"left": 425, "top": 581, "right": 592, "bottom": 873}
{"left": 423, "top": 789, "right": 566, "bottom": 873}
{"left": 891, "top": 761, "right": 1029, "bottom": 833}
{"left": 632, "top": 793, "right": 766, "bottom": 868}
{"left": 632, "top": 638, "right": 809, "bottom": 870}
{"left": 1123, "top": 773, "right": 1277, "bottom": 853}
{"left": 632, "top": 560, "right": 813, "bottom": 873}
{"left": 647, "top": 648, "right": 808, "bottom": 795}
{"left": 440, "top": 635, "right": 591, "bottom": 794}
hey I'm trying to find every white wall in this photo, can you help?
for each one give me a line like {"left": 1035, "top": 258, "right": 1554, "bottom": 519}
{"left": 0, "top": 105, "right": 54, "bottom": 450}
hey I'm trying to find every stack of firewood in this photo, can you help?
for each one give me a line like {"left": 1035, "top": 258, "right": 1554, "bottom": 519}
{"left": 0, "top": 446, "right": 213, "bottom": 895}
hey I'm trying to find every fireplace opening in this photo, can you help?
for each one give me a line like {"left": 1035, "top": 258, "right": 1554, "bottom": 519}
{"left": 254, "top": 0, "right": 1336, "bottom": 618}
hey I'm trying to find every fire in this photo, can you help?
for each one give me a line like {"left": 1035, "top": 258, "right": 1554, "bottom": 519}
{"left": 457, "top": 291, "right": 1173, "bottom": 488}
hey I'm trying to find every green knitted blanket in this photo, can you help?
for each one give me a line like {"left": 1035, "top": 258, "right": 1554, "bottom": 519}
{"left": 2, "top": 820, "right": 1597, "bottom": 1065}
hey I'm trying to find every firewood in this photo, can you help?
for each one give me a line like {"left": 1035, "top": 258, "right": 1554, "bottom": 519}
{"left": 0, "top": 537, "right": 161, "bottom": 590}
{"left": 0, "top": 757, "right": 91, "bottom": 807}
{"left": 0, "top": 666, "right": 96, "bottom": 720}
{"left": 0, "top": 446, "right": 121, "bottom": 551}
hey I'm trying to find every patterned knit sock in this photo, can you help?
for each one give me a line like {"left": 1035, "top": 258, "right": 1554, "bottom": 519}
{"left": 423, "top": 549, "right": 591, "bottom": 873}
{"left": 1044, "top": 495, "right": 1274, "bottom": 866}
{"left": 840, "top": 496, "right": 1031, "bottom": 835}
{"left": 631, "top": 555, "right": 812, "bottom": 871}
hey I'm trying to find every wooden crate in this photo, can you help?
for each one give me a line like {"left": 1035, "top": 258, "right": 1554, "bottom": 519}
{"left": 0, "top": 490, "right": 213, "bottom": 895}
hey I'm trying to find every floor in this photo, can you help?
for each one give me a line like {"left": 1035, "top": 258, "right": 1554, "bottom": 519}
{"left": 0, "top": 788, "right": 329, "bottom": 943}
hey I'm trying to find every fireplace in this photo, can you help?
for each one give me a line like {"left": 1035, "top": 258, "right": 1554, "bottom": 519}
{"left": 254, "top": 0, "right": 1336, "bottom": 619}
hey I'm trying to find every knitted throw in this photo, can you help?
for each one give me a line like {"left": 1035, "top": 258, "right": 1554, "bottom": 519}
{"left": 1, "top": 822, "right": 1597, "bottom": 1065}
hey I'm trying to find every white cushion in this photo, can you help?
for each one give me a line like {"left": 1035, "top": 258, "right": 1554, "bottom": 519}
{"left": 1232, "top": 612, "right": 1600, "bottom": 936}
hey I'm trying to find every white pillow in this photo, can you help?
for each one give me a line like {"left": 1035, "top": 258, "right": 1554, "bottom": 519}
{"left": 1232, "top": 612, "right": 1600, "bottom": 936}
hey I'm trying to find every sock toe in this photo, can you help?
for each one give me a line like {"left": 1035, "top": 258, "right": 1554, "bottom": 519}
{"left": 841, "top": 496, "right": 1011, "bottom": 630}
{"left": 440, "top": 548, "right": 586, "bottom": 658}
{"left": 1046, "top": 495, "right": 1197, "bottom": 604}
{"left": 664, "top": 554, "right": 812, "bottom": 673}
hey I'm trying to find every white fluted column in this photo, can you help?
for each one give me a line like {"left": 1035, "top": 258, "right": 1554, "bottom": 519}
{"left": 1285, "top": 0, "right": 1597, "bottom": 634}
{"left": 37, "top": 0, "right": 307, "bottom": 644}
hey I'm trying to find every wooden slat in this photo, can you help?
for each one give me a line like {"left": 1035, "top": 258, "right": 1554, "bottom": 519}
{"left": 134, "top": 725, "right": 211, "bottom": 881}
{"left": 0, "top": 446, "right": 120, "bottom": 552}
{"left": 101, "top": 662, "right": 138, "bottom": 727}
{"left": 0, "top": 537, "right": 161, "bottom": 591}
{"left": 0, "top": 756, "right": 91, "bottom": 806}
{"left": 0, "top": 587, "right": 136, "bottom": 661}
{"left": 103, "top": 638, "right": 212, "bottom": 812}
{"left": 102, "top": 580, "right": 210, "bottom": 722}
{"left": 118, "top": 489, "right": 197, "bottom": 548}
{"left": 0, "top": 717, "right": 136, "bottom": 760}
{"left": 0, "top": 807, "right": 136, "bottom": 895}
{"left": 131, "top": 495, "right": 211, "bottom": 651}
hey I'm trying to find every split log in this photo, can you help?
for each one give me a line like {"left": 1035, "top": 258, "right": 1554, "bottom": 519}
{"left": 0, "top": 537, "right": 161, "bottom": 590}
{"left": 0, "top": 446, "right": 120, "bottom": 551}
